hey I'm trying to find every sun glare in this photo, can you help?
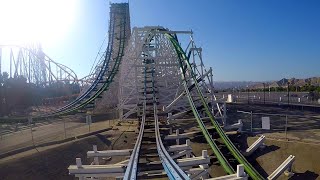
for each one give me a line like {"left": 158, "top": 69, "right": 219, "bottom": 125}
{"left": 0, "top": 0, "right": 77, "bottom": 46}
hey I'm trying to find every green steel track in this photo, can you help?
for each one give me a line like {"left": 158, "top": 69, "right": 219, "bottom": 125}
{"left": 0, "top": 19, "right": 265, "bottom": 179}
{"left": 49, "top": 19, "right": 126, "bottom": 117}
{"left": 165, "top": 33, "right": 264, "bottom": 180}
{"left": 0, "top": 17, "right": 127, "bottom": 123}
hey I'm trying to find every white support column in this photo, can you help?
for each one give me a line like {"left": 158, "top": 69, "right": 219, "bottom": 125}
{"left": 87, "top": 149, "right": 132, "bottom": 157}
{"left": 119, "top": 108, "right": 123, "bottom": 121}
{"left": 224, "top": 119, "right": 243, "bottom": 132}
{"left": 236, "top": 164, "right": 246, "bottom": 178}
{"left": 176, "top": 129, "right": 180, "bottom": 145}
{"left": 76, "top": 158, "right": 82, "bottom": 168}
{"left": 75, "top": 158, "right": 85, "bottom": 180}
{"left": 244, "top": 135, "right": 266, "bottom": 156}
{"left": 200, "top": 150, "right": 209, "bottom": 169}
{"left": 202, "top": 150, "right": 208, "bottom": 158}
{"left": 93, "top": 145, "right": 99, "bottom": 165}
{"left": 268, "top": 155, "right": 295, "bottom": 180}
{"left": 165, "top": 131, "right": 190, "bottom": 140}
{"left": 167, "top": 112, "right": 173, "bottom": 123}
{"left": 171, "top": 150, "right": 191, "bottom": 159}
{"left": 186, "top": 139, "right": 191, "bottom": 158}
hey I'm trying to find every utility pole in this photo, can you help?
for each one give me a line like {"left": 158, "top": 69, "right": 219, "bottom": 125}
{"left": 287, "top": 82, "right": 290, "bottom": 107}
{"left": 247, "top": 85, "right": 249, "bottom": 104}
{"left": 263, "top": 83, "right": 266, "bottom": 104}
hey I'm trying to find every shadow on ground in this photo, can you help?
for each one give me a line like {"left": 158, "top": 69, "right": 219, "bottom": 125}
{"left": 95, "top": 134, "right": 112, "bottom": 146}
{"left": 289, "top": 170, "right": 319, "bottom": 180}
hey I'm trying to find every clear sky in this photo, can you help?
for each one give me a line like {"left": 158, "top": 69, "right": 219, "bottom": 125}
{"left": 1, "top": 0, "right": 319, "bottom": 81}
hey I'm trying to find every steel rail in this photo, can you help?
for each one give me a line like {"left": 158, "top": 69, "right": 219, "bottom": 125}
{"left": 0, "top": 44, "right": 79, "bottom": 83}
{"left": 151, "top": 63, "right": 189, "bottom": 179}
{"left": 163, "top": 33, "right": 234, "bottom": 175}
{"left": 138, "top": 28, "right": 191, "bottom": 178}
{"left": 46, "top": 9, "right": 118, "bottom": 113}
{"left": 134, "top": 28, "right": 233, "bottom": 176}
{"left": 123, "top": 106, "right": 146, "bottom": 179}
{"left": 45, "top": 11, "right": 117, "bottom": 115}
{"left": 43, "top": 11, "right": 127, "bottom": 118}
{"left": 123, "top": 60, "right": 149, "bottom": 179}
{"left": 125, "top": 55, "right": 188, "bottom": 179}
{"left": 0, "top": 10, "right": 126, "bottom": 122}
{"left": 154, "top": 104, "right": 190, "bottom": 180}
{"left": 48, "top": 17, "right": 126, "bottom": 117}
{"left": 166, "top": 33, "right": 264, "bottom": 180}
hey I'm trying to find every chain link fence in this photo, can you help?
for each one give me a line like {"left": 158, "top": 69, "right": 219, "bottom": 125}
{"left": 229, "top": 110, "right": 320, "bottom": 143}
{"left": 0, "top": 112, "right": 118, "bottom": 157}
{"left": 217, "top": 92, "right": 320, "bottom": 107}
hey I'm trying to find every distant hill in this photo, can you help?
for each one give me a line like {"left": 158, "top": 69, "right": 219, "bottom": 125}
{"left": 249, "top": 77, "right": 320, "bottom": 89}
{"left": 213, "top": 81, "right": 259, "bottom": 90}
{"left": 214, "top": 77, "right": 320, "bottom": 90}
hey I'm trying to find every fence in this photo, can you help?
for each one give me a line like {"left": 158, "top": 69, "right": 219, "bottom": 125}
{"left": 0, "top": 112, "right": 118, "bottom": 157}
{"left": 218, "top": 92, "right": 320, "bottom": 107}
{"left": 228, "top": 110, "right": 320, "bottom": 143}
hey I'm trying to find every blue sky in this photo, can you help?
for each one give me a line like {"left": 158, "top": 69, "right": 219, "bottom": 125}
{"left": 8, "top": 0, "right": 320, "bottom": 81}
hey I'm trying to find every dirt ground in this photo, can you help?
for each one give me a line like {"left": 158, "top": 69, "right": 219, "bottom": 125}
{"left": 0, "top": 115, "right": 320, "bottom": 179}
{"left": 0, "top": 113, "right": 118, "bottom": 155}
{"left": 246, "top": 136, "right": 320, "bottom": 179}
{"left": 170, "top": 118, "right": 320, "bottom": 179}
{"left": 227, "top": 103, "right": 320, "bottom": 144}
{"left": 0, "top": 120, "right": 137, "bottom": 180}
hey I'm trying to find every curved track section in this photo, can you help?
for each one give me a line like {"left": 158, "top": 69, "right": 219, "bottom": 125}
{"left": 0, "top": 44, "right": 78, "bottom": 85}
{"left": 154, "top": 104, "right": 189, "bottom": 180}
{"left": 163, "top": 32, "right": 234, "bottom": 175}
{"left": 0, "top": 4, "right": 129, "bottom": 122}
{"left": 166, "top": 33, "right": 264, "bottom": 180}
{"left": 44, "top": 10, "right": 127, "bottom": 117}
{"left": 124, "top": 57, "right": 188, "bottom": 179}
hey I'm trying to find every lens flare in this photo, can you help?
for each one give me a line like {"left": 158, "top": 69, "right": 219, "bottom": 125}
{"left": 0, "top": 0, "right": 77, "bottom": 46}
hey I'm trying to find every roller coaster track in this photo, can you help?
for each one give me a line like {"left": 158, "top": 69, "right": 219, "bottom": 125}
{"left": 117, "top": 28, "right": 263, "bottom": 179}
{"left": 45, "top": 17, "right": 125, "bottom": 117}
{"left": 0, "top": 45, "right": 79, "bottom": 84}
{"left": 2, "top": 3, "right": 268, "bottom": 179}
{"left": 64, "top": 25, "right": 264, "bottom": 179}
{"left": 0, "top": 7, "right": 127, "bottom": 123}
{"left": 124, "top": 56, "right": 188, "bottom": 179}
{"left": 165, "top": 32, "right": 264, "bottom": 180}
{"left": 154, "top": 103, "right": 189, "bottom": 179}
